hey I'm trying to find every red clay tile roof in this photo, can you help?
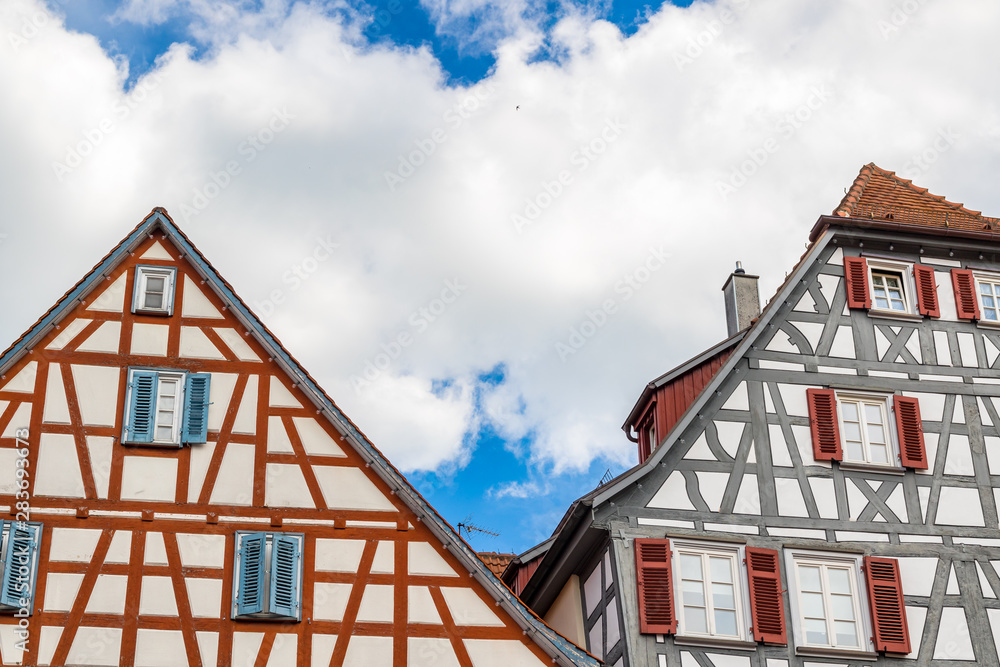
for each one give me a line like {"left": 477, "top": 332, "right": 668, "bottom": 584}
{"left": 834, "top": 163, "right": 999, "bottom": 232}
{"left": 478, "top": 552, "right": 516, "bottom": 578}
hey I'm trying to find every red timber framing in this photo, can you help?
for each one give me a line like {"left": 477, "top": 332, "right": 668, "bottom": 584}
{"left": 0, "top": 218, "right": 591, "bottom": 667}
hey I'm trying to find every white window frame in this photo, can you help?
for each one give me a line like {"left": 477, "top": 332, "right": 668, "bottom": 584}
{"left": 785, "top": 549, "right": 874, "bottom": 658}
{"left": 152, "top": 372, "right": 184, "bottom": 445}
{"left": 122, "top": 368, "right": 187, "bottom": 446}
{"left": 132, "top": 265, "right": 177, "bottom": 315}
{"left": 866, "top": 259, "right": 918, "bottom": 318}
{"left": 671, "top": 540, "right": 753, "bottom": 647}
{"left": 975, "top": 272, "right": 1000, "bottom": 326}
{"left": 835, "top": 390, "right": 901, "bottom": 469}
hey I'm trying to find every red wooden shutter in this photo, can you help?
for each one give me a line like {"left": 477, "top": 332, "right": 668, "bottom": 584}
{"left": 745, "top": 547, "right": 787, "bottom": 645}
{"left": 635, "top": 538, "right": 676, "bottom": 634}
{"left": 912, "top": 264, "right": 940, "bottom": 317}
{"left": 893, "top": 395, "right": 928, "bottom": 470}
{"left": 951, "top": 268, "right": 980, "bottom": 320}
{"left": 807, "top": 388, "right": 842, "bottom": 461}
{"left": 843, "top": 257, "right": 871, "bottom": 309}
{"left": 864, "top": 557, "right": 911, "bottom": 654}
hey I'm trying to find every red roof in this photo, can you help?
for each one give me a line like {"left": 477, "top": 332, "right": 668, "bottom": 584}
{"left": 834, "top": 163, "right": 998, "bottom": 232}
{"left": 478, "top": 552, "right": 516, "bottom": 578}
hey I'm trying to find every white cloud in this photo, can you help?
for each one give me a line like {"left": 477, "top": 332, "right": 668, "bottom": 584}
{"left": 2, "top": 0, "right": 1000, "bottom": 481}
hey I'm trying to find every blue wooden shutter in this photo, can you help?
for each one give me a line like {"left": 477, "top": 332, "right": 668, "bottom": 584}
{"left": 181, "top": 373, "right": 211, "bottom": 444}
{"left": 237, "top": 533, "right": 266, "bottom": 616}
{"left": 127, "top": 371, "right": 158, "bottom": 443}
{"left": 1, "top": 522, "right": 41, "bottom": 611}
{"left": 268, "top": 534, "right": 302, "bottom": 619}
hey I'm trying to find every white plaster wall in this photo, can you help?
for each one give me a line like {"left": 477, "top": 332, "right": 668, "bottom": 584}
{"left": 356, "top": 584, "right": 395, "bottom": 623}
{"left": 408, "top": 586, "right": 442, "bottom": 624}
{"left": 33, "top": 433, "right": 85, "bottom": 498}
{"left": 186, "top": 578, "right": 223, "bottom": 618}
{"left": 266, "top": 416, "right": 294, "bottom": 453}
{"left": 0, "top": 361, "right": 36, "bottom": 392}
{"left": 181, "top": 275, "right": 224, "bottom": 319}
{"left": 408, "top": 638, "right": 461, "bottom": 667}
{"left": 463, "top": 640, "right": 546, "bottom": 667}
{"left": 179, "top": 326, "right": 226, "bottom": 359}
{"left": 65, "top": 627, "right": 122, "bottom": 667}
{"left": 371, "top": 541, "right": 394, "bottom": 574}
{"left": 139, "top": 576, "right": 178, "bottom": 616}
{"left": 315, "top": 539, "right": 365, "bottom": 572}
{"left": 293, "top": 417, "right": 346, "bottom": 457}
{"left": 176, "top": 533, "right": 226, "bottom": 569}
{"left": 85, "top": 574, "right": 128, "bottom": 615}
{"left": 87, "top": 273, "right": 126, "bottom": 312}
{"left": 207, "top": 373, "right": 237, "bottom": 431}
{"left": 134, "top": 629, "right": 186, "bottom": 667}
{"left": 78, "top": 321, "right": 121, "bottom": 353}
{"left": 232, "top": 375, "right": 258, "bottom": 435}
{"left": 47, "top": 318, "right": 90, "bottom": 349}
{"left": 121, "top": 456, "right": 178, "bottom": 502}
{"left": 130, "top": 323, "right": 169, "bottom": 356}
{"left": 43, "top": 573, "right": 84, "bottom": 612}
{"left": 48, "top": 528, "right": 102, "bottom": 562}
{"left": 543, "top": 574, "right": 586, "bottom": 648}
{"left": 269, "top": 376, "right": 301, "bottom": 407}
{"left": 265, "top": 463, "right": 314, "bottom": 507}
{"left": 343, "top": 635, "right": 393, "bottom": 667}
{"left": 215, "top": 328, "right": 260, "bottom": 361}
{"left": 210, "top": 443, "right": 255, "bottom": 505}
{"left": 42, "top": 363, "right": 70, "bottom": 424}
{"left": 440, "top": 588, "right": 505, "bottom": 627}
{"left": 408, "top": 543, "right": 457, "bottom": 577}
{"left": 71, "top": 364, "right": 119, "bottom": 426}
{"left": 313, "top": 583, "right": 352, "bottom": 621}
{"left": 313, "top": 467, "right": 396, "bottom": 511}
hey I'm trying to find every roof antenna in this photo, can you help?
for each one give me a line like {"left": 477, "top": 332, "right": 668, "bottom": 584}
{"left": 457, "top": 516, "right": 500, "bottom": 541}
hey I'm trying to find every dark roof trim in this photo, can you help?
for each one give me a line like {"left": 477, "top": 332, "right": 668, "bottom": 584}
{"left": 810, "top": 214, "right": 1000, "bottom": 244}
{"left": 621, "top": 331, "right": 745, "bottom": 430}
{"left": 0, "top": 209, "right": 598, "bottom": 667}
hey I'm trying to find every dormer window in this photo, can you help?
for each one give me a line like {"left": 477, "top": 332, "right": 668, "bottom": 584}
{"left": 870, "top": 271, "right": 907, "bottom": 312}
{"left": 132, "top": 265, "right": 177, "bottom": 316}
{"left": 843, "top": 256, "right": 939, "bottom": 319}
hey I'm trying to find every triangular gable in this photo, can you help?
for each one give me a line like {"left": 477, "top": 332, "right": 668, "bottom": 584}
{"left": 0, "top": 209, "right": 597, "bottom": 667}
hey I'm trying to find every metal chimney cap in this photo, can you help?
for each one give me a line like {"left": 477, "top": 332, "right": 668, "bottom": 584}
{"left": 735, "top": 261, "right": 745, "bottom": 274}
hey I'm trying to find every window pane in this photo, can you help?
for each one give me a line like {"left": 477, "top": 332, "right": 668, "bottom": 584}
{"left": 799, "top": 566, "right": 822, "bottom": 592}
{"left": 156, "top": 425, "right": 172, "bottom": 440}
{"left": 844, "top": 440, "right": 864, "bottom": 461}
{"left": 986, "top": 309, "right": 999, "bottom": 321}
{"left": 984, "top": 294, "right": 996, "bottom": 308}
{"left": 681, "top": 579, "right": 705, "bottom": 607}
{"left": 841, "top": 402, "right": 858, "bottom": 421}
{"left": 874, "top": 296, "right": 889, "bottom": 309}
{"left": 834, "top": 620, "right": 858, "bottom": 646}
{"left": 982, "top": 283, "right": 992, "bottom": 295}
{"left": 146, "top": 277, "right": 165, "bottom": 291}
{"left": 867, "top": 422, "right": 886, "bottom": 445}
{"left": 680, "top": 554, "right": 703, "bottom": 580}
{"left": 712, "top": 582, "right": 735, "bottom": 610}
{"left": 804, "top": 618, "right": 828, "bottom": 645}
{"left": 830, "top": 593, "right": 855, "bottom": 621}
{"left": 828, "top": 568, "right": 851, "bottom": 595}
{"left": 870, "top": 443, "right": 889, "bottom": 464}
{"left": 864, "top": 403, "right": 882, "bottom": 424}
{"left": 709, "top": 556, "right": 732, "bottom": 584}
{"left": 801, "top": 591, "right": 825, "bottom": 618}
{"left": 885, "top": 276, "right": 900, "bottom": 288}
{"left": 684, "top": 606, "right": 707, "bottom": 634}
{"left": 144, "top": 292, "right": 164, "bottom": 309}
{"left": 714, "top": 608, "right": 738, "bottom": 636}
{"left": 843, "top": 422, "right": 862, "bottom": 442}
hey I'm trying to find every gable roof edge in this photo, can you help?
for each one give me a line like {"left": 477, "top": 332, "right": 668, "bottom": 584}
{"left": 590, "top": 229, "right": 835, "bottom": 508}
{"left": 0, "top": 209, "right": 598, "bottom": 667}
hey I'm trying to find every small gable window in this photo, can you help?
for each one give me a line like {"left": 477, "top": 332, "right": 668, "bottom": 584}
{"left": 123, "top": 368, "right": 211, "bottom": 446}
{"left": 132, "top": 265, "right": 177, "bottom": 316}
{"left": 233, "top": 532, "right": 304, "bottom": 622}
{"left": 0, "top": 520, "right": 42, "bottom": 616}
{"left": 844, "top": 257, "right": 939, "bottom": 318}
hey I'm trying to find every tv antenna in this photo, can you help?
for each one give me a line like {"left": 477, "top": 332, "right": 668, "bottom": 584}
{"left": 457, "top": 516, "right": 500, "bottom": 540}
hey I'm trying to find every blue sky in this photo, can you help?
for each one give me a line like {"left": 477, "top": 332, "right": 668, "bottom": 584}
{"left": 45, "top": 0, "right": 684, "bottom": 555}
{"left": 57, "top": 0, "right": 688, "bottom": 87}
{"left": 5, "top": 0, "right": 998, "bottom": 558}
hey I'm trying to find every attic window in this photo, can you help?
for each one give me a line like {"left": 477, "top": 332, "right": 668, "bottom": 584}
{"left": 132, "top": 265, "right": 177, "bottom": 315}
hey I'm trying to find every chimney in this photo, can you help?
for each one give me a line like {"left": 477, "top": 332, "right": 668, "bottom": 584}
{"left": 722, "top": 261, "right": 760, "bottom": 336}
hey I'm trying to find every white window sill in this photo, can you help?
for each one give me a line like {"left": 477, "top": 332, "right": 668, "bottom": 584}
{"left": 673, "top": 635, "right": 756, "bottom": 651}
{"left": 838, "top": 461, "right": 906, "bottom": 476}
{"left": 977, "top": 319, "right": 1000, "bottom": 331}
{"left": 868, "top": 310, "right": 923, "bottom": 323}
{"left": 795, "top": 646, "right": 877, "bottom": 660}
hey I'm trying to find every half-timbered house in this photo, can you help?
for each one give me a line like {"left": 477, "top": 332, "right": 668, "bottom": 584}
{"left": 0, "top": 209, "right": 597, "bottom": 667}
{"left": 505, "top": 164, "right": 1000, "bottom": 666}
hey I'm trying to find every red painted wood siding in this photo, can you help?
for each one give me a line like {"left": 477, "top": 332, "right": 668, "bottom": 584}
{"left": 634, "top": 347, "right": 733, "bottom": 463}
